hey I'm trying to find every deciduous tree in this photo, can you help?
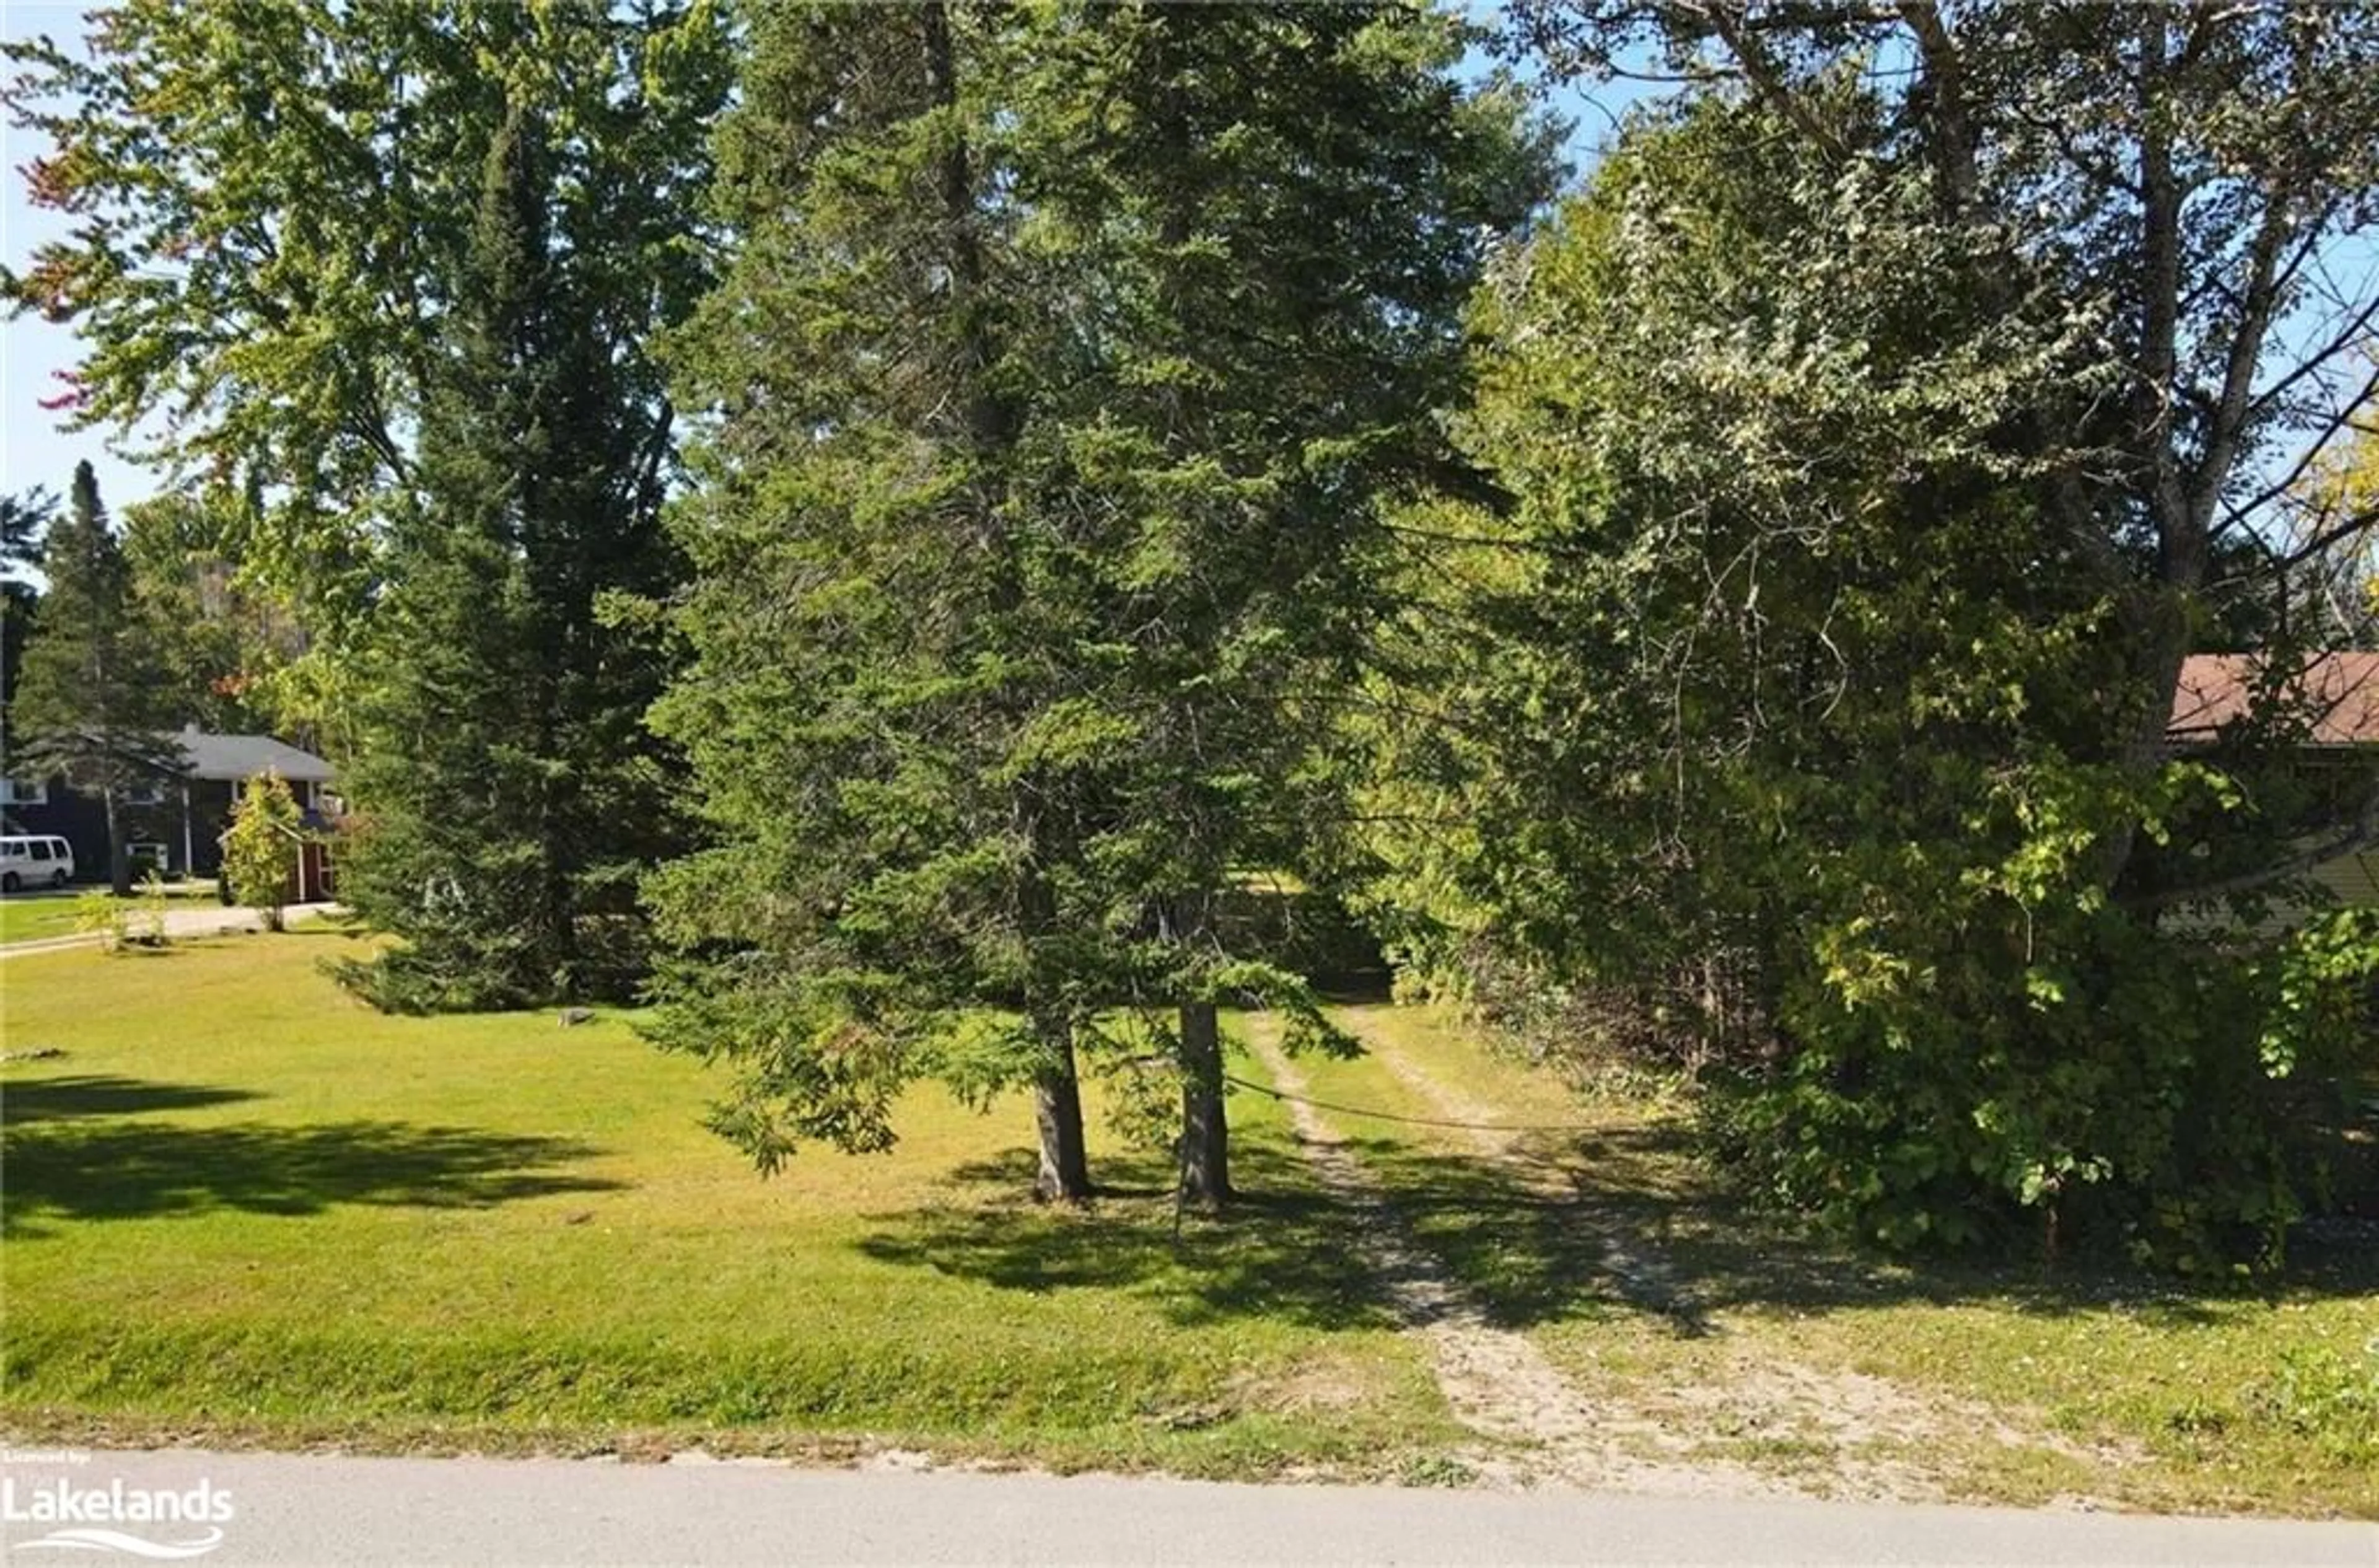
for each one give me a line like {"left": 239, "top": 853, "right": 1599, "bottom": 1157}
{"left": 1370, "top": 5, "right": 2379, "bottom": 1263}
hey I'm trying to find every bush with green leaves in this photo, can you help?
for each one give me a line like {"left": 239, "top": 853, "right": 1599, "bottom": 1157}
{"left": 73, "top": 874, "right": 170, "bottom": 953}
{"left": 1362, "top": 61, "right": 2379, "bottom": 1269}
{"left": 222, "top": 769, "right": 300, "bottom": 932}
{"left": 72, "top": 889, "right": 130, "bottom": 953}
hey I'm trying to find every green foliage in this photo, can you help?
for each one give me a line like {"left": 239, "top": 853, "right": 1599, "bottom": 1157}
{"left": 134, "top": 871, "right": 169, "bottom": 948}
{"left": 9, "top": 1, "right": 728, "bottom": 973}
{"left": 647, "top": 1, "right": 1555, "bottom": 1196}
{"left": 119, "top": 493, "right": 304, "bottom": 735}
{"left": 1362, "top": 59, "right": 2379, "bottom": 1269}
{"left": 332, "top": 27, "right": 726, "bottom": 1012}
{"left": 71, "top": 889, "right": 130, "bottom": 953}
{"left": 222, "top": 770, "right": 301, "bottom": 931}
{"left": 2258, "top": 908, "right": 2379, "bottom": 1079}
{"left": 11, "top": 463, "right": 188, "bottom": 896}
{"left": 72, "top": 875, "right": 169, "bottom": 953}
{"left": 5, "top": 2, "right": 734, "bottom": 712}
{"left": 0, "top": 488, "right": 53, "bottom": 752}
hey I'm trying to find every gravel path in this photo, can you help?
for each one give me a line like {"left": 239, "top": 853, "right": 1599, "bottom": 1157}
{"left": 1246, "top": 1017, "right": 2140, "bottom": 1504}
{"left": 1245, "top": 1023, "right": 1790, "bottom": 1497}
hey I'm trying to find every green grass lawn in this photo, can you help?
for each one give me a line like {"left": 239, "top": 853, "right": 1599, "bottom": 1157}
{"left": 0, "top": 881, "right": 221, "bottom": 945}
{"left": 0, "top": 933, "right": 1455, "bottom": 1476}
{"left": 0, "top": 896, "right": 84, "bottom": 945}
{"left": 4, "top": 933, "right": 2370, "bottom": 1513}
{"left": 1287, "top": 1006, "right": 2379, "bottom": 1518}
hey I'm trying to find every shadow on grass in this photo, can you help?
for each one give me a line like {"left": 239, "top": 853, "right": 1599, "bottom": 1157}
{"left": 859, "top": 1110, "right": 2379, "bottom": 1341}
{"left": 283, "top": 916, "right": 374, "bottom": 940}
{"left": 4, "top": 1107, "right": 618, "bottom": 1237}
{"left": 858, "top": 1138, "right": 1407, "bottom": 1333}
{"left": 2, "top": 1075, "right": 261, "bottom": 1124}
{"left": 1389, "top": 1118, "right": 2379, "bottom": 1327}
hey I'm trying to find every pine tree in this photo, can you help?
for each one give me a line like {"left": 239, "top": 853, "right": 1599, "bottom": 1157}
{"left": 1009, "top": 2, "right": 1558, "bottom": 1204}
{"left": 649, "top": 1, "right": 1553, "bottom": 1202}
{"left": 12, "top": 462, "right": 185, "bottom": 893}
{"left": 1, "top": 487, "right": 55, "bottom": 761}
{"left": 338, "top": 97, "right": 685, "bottom": 1012}
{"left": 648, "top": 2, "right": 1098, "bottom": 1198}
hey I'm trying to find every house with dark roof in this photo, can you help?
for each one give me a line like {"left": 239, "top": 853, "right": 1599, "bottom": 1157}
{"left": 1, "top": 725, "right": 340, "bottom": 896}
{"left": 2168, "top": 652, "right": 2379, "bottom": 918}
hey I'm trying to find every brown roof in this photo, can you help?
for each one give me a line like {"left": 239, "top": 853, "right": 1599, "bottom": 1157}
{"left": 2170, "top": 652, "right": 2379, "bottom": 747}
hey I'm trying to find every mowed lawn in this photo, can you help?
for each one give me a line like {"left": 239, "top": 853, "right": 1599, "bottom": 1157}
{"left": 6, "top": 931, "right": 2372, "bottom": 1513}
{"left": 0, "top": 882, "right": 224, "bottom": 945}
{"left": 1290, "top": 1008, "right": 2379, "bottom": 1518}
{"left": 0, "top": 931, "right": 1453, "bottom": 1476}
{"left": 0, "top": 894, "right": 103, "bottom": 946}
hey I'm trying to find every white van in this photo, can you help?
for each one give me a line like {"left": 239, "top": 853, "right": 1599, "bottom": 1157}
{"left": 0, "top": 836, "right": 76, "bottom": 892}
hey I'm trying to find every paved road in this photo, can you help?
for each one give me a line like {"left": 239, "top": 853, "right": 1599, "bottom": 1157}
{"left": 0, "top": 900, "right": 341, "bottom": 958}
{"left": 1, "top": 1448, "right": 2370, "bottom": 1566}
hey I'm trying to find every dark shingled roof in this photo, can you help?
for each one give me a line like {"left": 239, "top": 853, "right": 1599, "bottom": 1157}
{"left": 169, "top": 726, "right": 338, "bottom": 784}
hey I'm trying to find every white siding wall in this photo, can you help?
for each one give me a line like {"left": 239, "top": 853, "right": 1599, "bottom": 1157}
{"left": 2308, "top": 847, "right": 2379, "bottom": 910}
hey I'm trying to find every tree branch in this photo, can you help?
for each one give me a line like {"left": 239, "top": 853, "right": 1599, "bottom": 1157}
{"left": 1895, "top": 0, "right": 1979, "bottom": 214}
{"left": 2132, "top": 777, "right": 2379, "bottom": 912}
{"left": 1688, "top": 1, "right": 1851, "bottom": 161}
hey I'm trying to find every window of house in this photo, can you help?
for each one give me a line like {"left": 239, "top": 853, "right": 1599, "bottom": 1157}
{"left": 0, "top": 778, "right": 47, "bottom": 806}
{"left": 121, "top": 777, "right": 168, "bottom": 806}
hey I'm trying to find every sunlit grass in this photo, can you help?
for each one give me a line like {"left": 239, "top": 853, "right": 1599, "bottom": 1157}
{"left": 1308, "top": 1004, "right": 2379, "bottom": 1518}
{"left": 0, "top": 933, "right": 1455, "bottom": 1476}
{"left": 0, "top": 880, "right": 219, "bottom": 945}
{"left": 7, "top": 932, "right": 2368, "bottom": 1512}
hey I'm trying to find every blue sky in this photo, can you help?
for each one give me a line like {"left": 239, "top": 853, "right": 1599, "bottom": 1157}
{"left": 3, "top": 6, "right": 2361, "bottom": 534}
{"left": 0, "top": 4, "right": 1640, "bottom": 525}
{"left": 2, "top": 3, "right": 143, "bottom": 514}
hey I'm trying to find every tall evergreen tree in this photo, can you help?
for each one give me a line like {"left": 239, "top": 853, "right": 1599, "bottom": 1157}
{"left": 1012, "top": 2, "right": 1557, "bottom": 1202}
{"left": 649, "top": 1, "right": 1553, "bottom": 1202}
{"left": 649, "top": 2, "right": 1101, "bottom": 1197}
{"left": 12, "top": 462, "right": 183, "bottom": 893}
{"left": 7, "top": 2, "right": 730, "bottom": 737}
{"left": 1, "top": 486, "right": 56, "bottom": 763}
{"left": 338, "top": 95, "right": 686, "bottom": 1011}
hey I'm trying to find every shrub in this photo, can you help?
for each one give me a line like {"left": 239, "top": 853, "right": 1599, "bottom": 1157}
{"left": 222, "top": 769, "right": 301, "bottom": 932}
{"left": 72, "top": 890, "right": 129, "bottom": 953}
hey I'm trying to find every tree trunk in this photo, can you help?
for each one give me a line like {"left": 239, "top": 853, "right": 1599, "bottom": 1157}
{"left": 1177, "top": 999, "right": 1231, "bottom": 1208}
{"left": 919, "top": 0, "right": 1088, "bottom": 1198}
{"left": 1032, "top": 1015, "right": 1092, "bottom": 1203}
{"left": 103, "top": 787, "right": 131, "bottom": 896}
{"left": 541, "top": 784, "right": 576, "bottom": 999}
